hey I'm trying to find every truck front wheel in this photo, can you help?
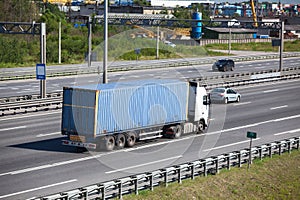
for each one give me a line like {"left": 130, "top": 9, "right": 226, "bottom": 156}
{"left": 173, "top": 125, "right": 182, "bottom": 139}
{"left": 197, "top": 121, "right": 205, "bottom": 134}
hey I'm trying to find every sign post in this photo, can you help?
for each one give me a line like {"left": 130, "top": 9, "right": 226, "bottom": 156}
{"left": 247, "top": 131, "right": 257, "bottom": 169}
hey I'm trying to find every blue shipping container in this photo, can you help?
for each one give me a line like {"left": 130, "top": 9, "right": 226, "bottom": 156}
{"left": 62, "top": 79, "right": 189, "bottom": 137}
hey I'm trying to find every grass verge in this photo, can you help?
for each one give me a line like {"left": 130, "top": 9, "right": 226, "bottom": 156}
{"left": 122, "top": 150, "right": 300, "bottom": 200}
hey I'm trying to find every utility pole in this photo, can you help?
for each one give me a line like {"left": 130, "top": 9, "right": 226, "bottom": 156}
{"left": 58, "top": 20, "right": 61, "bottom": 64}
{"left": 279, "top": 20, "right": 284, "bottom": 72}
{"left": 156, "top": 26, "right": 159, "bottom": 59}
{"left": 88, "top": 16, "right": 92, "bottom": 67}
{"left": 103, "top": 0, "right": 108, "bottom": 83}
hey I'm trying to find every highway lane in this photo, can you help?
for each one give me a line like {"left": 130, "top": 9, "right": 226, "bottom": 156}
{"left": 0, "top": 79, "right": 300, "bottom": 199}
{"left": 0, "top": 56, "right": 300, "bottom": 98}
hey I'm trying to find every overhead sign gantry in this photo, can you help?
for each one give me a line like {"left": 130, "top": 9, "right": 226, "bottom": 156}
{"left": 0, "top": 21, "right": 47, "bottom": 98}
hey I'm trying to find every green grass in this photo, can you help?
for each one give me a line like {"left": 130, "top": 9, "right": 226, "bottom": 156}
{"left": 122, "top": 150, "right": 300, "bottom": 200}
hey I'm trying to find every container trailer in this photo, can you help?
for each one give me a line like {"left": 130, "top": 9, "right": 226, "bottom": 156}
{"left": 61, "top": 79, "right": 210, "bottom": 151}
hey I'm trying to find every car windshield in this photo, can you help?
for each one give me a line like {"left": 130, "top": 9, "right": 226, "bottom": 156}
{"left": 217, "top": 60, "right": 228, "bottom": 64}
{"left": 211, "top": 88, "right": 225, "bottom": 93}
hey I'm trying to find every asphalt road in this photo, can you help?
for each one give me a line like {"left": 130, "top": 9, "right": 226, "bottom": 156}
{"left": 0, "top": 79, "right": 299, "bottom": 199}
{"left": 0, "top": 56, "right": 300, "bottom": 98}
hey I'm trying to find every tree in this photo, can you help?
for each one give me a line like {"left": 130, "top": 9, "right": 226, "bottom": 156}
{"left": 0, "top": 0, "right": 40, "bottom": 22}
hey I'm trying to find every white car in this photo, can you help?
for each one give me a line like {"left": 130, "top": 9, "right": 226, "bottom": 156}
{"left": 209, "top": 87, "right": 241, "bottom": 104}
{"left": 164, "top": 41, "right": 176, "bottom": 48}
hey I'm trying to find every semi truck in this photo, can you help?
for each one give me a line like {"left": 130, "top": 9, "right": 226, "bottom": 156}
{"left": 61, "top": 79, "right": 210, "bottom": 151}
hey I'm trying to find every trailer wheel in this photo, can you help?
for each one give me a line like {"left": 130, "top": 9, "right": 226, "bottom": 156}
{"left": 104, "top": 136, "right": 115, "bottom": 151}
{"left": 197, "top": 121, "right": 205, "bottom": 134}
{"left": 115, "top": 134, "right": 126, "bottom": 149}
{"left": 126, "top": 132, "right": 136, "bottom": 147}
{"left": 173, "top": 125, "right": 182, "bottom": 139}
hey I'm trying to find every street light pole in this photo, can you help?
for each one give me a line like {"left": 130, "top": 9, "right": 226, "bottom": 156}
{"left": 228, "top": 26, "right": 231, "bottom": 55}
{"left": 279, "top": 21, "right": 284, "bottom": 72}
{"left": 103, "top": 0, "right": 108, "bottom": 84}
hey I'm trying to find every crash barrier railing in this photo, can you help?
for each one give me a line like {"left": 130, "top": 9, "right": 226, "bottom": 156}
{"left": 0, "top": 96, "right": 62, "bottom": 116}
{"left": 1, "top": 52, "right": 300, "bottom": 81}
{"left": 32, "top": 137, "right": 300, "bottom": 200}
{"left": 1, "top": 66, "right": 299, "bottom": 116}
{"left": 0, "top": 92, "right": 62, "bottom": 103}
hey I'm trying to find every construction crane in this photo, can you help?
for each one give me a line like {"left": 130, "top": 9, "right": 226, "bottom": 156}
{"left": 250, "top": 0, "right": 258, "bottom": 28}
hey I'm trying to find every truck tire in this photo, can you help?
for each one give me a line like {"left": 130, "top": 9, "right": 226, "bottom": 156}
{"left": 115, "top": 134, "right": 126, "bottom": 149}
{"left": 197, "top": 121, "right": 205, "bottom": 134}
{"left": 103, "top": 136, "right": 115, "bottom": 151}
{"left": 173, "top": 125, "right": 182, "bottom": 139}
{"left": 126, "top": 132, "right": 136, "bottom": 147}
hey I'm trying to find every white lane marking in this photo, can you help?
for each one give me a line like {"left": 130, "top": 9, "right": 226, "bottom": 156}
{"left": 274, "top": 128, "right": 300, "bottom": 136}
{"left": 0, "top": 153, "right": 108, "bottom": 177}
{"left": 273, "top": 114, "right": 300, "bottom": 122}
{"left": 0, "top": 179, "right": 77, "bottom": 199}
{"left": 0, "top": 110, "right": 61, "bottom": 121}
{"left": 1, "top": 114, "right": 300, "bottom": 177}
{"left": 206, "top": 114, "right": 300, "bottom": 136}
{"left": 105, "top": 155, "right": 182, "bottom": 174}
{"left": 0, "top": 126, "right": 26, "bottom": 132}
{"left": 36, "top": 132, "right": 61, "bottom": 137}
{"left": 263, "top": 89, "right": 278, "bottom": 93}
{"left": 233, "top": 101, "right": 251, "bottom": 106}
{"left": 270, "top": 105, "right": 288, "bottom": 110}
{"left": 203, "top": 138, "right": 260, "bottom": 152}
{"left": 123, "top": 135, "right": 199, "bottom": 152}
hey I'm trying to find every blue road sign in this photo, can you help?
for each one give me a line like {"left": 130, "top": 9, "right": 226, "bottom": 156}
{"left": 36, "top": 63, "right": 46, "bottom": 80}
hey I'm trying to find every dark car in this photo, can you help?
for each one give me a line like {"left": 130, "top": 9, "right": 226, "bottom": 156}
{"left": 212, "top": 59, "right": 235, "bottom": 72}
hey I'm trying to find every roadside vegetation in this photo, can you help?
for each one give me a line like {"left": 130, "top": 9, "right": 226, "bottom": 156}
{"left": 0, "top": 1, "right": 299, "bottom": 68}
{"left": 122, "top": 150, "right": 300, "bottom": 200}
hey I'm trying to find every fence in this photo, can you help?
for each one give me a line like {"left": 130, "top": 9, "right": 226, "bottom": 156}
{"left": 32, "top": 137, "right": 300, "bottom": 200}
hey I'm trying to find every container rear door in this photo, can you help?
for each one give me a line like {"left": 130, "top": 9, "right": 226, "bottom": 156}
{"left": 62, "top": 88, "right": 96, "bottom": 136}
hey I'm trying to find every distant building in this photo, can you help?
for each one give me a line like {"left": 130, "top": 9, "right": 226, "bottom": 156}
{"left": 203, "top": 27, "right": 257, "bottom": 39}
{"left": 150, "top": 0, "right": 214, "bottom": 7}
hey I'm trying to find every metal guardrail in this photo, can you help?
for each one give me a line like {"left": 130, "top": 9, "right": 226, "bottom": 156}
{"left": 1, "top": 66, "right": 299, "bottom": 116}
{"left": 0, "top": 96, "right": 62, "bottom": 116}
{"left": 1, "top": 53, "right": 300, "bottom": 81}
{"left": 32, "top": 137, "right": 300, "bottom": 200}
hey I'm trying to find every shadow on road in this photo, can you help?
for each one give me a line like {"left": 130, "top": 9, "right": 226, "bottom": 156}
{"left": 9, "top": 137, "right": 86, "bottom": 153}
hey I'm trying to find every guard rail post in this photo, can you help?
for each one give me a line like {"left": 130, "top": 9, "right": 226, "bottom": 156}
{"left": 202, "top": 160, "right": 207, "bottom": 177}
{"left": 98, "top": 184, "right": 105, "bottom": 200}
{"left": 297, "top": 137, "right": 300, "bottom": 150}
{"left": 190, "top": 163, "right": 195, "bottom": 180}
{"left": 278, "top": 142, "right": 282, "bottom": 155}
{"left": 147, "top": 172, "right": 154, "bottom": 191}
{"left": 215, "top": 157, "right": 219, "bottom": 174}
{"left": 287, "top": 140, "right": 291, "bottom": 154}
{"left": 177, "top": 166, "right": 182, "bottom": 184}
{"left": 258, "top": 147, "right": 263, "bottom": 160}
{"left": 268, "top": 144, "right": 272, "bottom": 158}
{"left": 237, "top": 151, "right": 242, "bottom": 167}
{"left": 79, "top": 188, "right": 88, "bottom": 200}
{"left": 225, "top": 154, "right": 230, "bottom": 170}
{"left": 132, "top": 176, "right": 138, "bottom": 195}
{"left": 116, "top": 180, "right": 122, "bottom": 199}
{"left": 161, "top": 169, "right": 168, "bottom": 187}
